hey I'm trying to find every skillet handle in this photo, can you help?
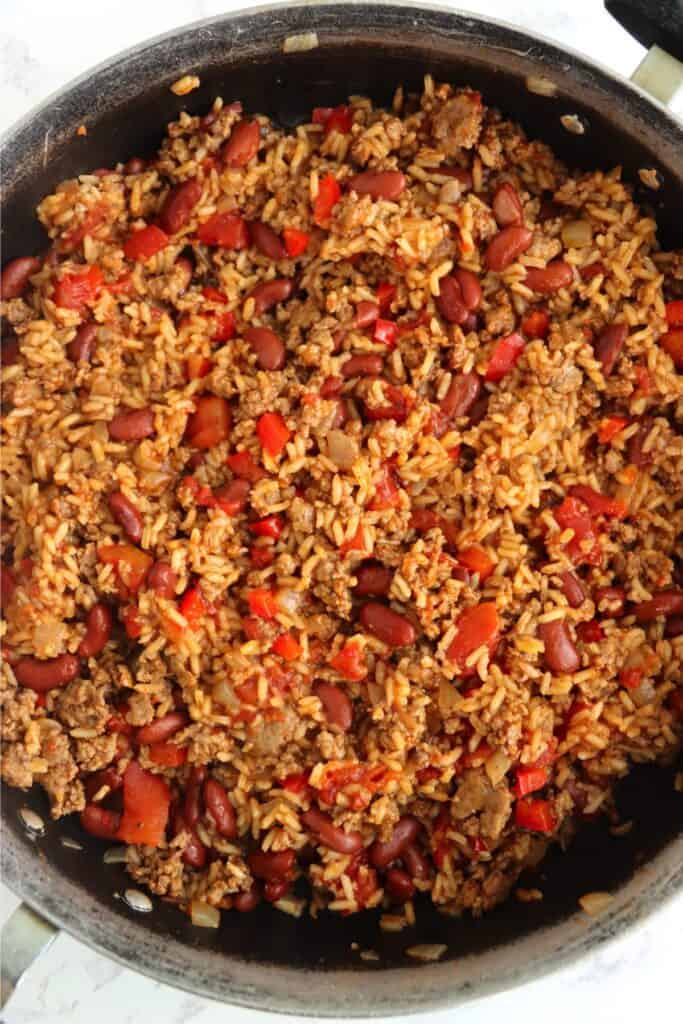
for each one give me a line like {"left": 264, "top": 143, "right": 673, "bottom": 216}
{"left": 0, "top": 903, "right": 58, "bottom": 1010}
{"left": 605, "top": 0, "right": 683, "bottom": 106}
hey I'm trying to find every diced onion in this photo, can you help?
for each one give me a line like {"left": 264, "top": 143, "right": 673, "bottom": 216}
{"left": 277, "top": 588, "right": 302, "bottom": 614}
{"left": 485, "top": 749, "right": 511, "bottom": 786}
{"left": 579, "top": 891, "right": 613, "bottom": 916}
{"left": 103, "top": 845, "right": 128, "bottom": 864}
{"left": 212, "top": 679, "right": 239, "bottom": 711}
{"left": 327, "top": 430, "right": 358, "bottom": 470}
{"left": 561, "top": 219, "right": 593, "bottom": 248}
{"left": 190, "top": 899, "right": 221, "bottom": 928}
{"left": 438, "top": 678, "right": 459, "bottom": 713}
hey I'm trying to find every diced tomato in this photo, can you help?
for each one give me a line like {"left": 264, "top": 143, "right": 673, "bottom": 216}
{"left": 634, "top": 365, "right": 653, "bottom": 396}
{"left": 250, "top": 545, "right": 275, "bottom": 568}
{"left": 368, "top": 463, "right": 400, "bottom": 511}
{"left": 376, "top": 282, "right": 396, "bottom": 313}
{"left": 553, "top": 496, "right": 601, "bottom": 566}
{"left": 576, "top": 619, "right": 604, "bottom": 643}
{"left": 568, "top": 484, "right": 627, "bottom": 520}
{"left": 514, "top": 798, "right": 556, "bottom": 833}
{"left": 313, "top": 174, "right": 341, "bottom": 226}
{"left": 271, "top": 632, "right": 302, "bottom": 661}
{"left": 283, "top": 227, "right": 310, "bottom": 258}
{"left": 619, "top": 667, "right": 643, "bottom": 691}
{"left": 249, "top": 514, "right": 283, "bottom": 539}
{"left": 661, "top": 327, "right": 683, "bottom": 369}
{"left": 197, "top": 212, "right": 250, "bottom": 249}
{"left": 521, "top": 308, "right": 550, "bottom": 339}
{"left": 256, "top": 412, "right": 290, "bottom": 457}
{"left": 447, "top": 602, "right": 499, "bottom": 674}
{"left": 185, "top": 354, "right": 213, "bottom": 380}
{"left": 280, "top": 771, "right": 311, "bottom": 795}
{"left": 457, "top": 545, "right": 494, "bottom": 582}
{"left": 148, "top": 741, "right": 188, "bottom": 767}
{"left": 329, "top": 639, "right": 367, "bottom": 681}
{"left": 373, "top": 318, "right": 398, "bottom": 348}
{"left": 186, "top": 395, "right": 232, "bottom": 449}
{"left": 53, "top": 265, "right": 103, "bottom": 311}
{"left": 179, "top": 584, "right": 213, "bottom": 630}
{"left": 247, "top": 588, "right": 279, "bottom": 620}
{"left": 116, "top": 761, "right": 171, "bottom": 847}
{"left": 99, "top": 544, "right": 153, "bottom": 595}
{"left": 597, "top": 416, "right": 629, "bottom": 444}
{"left": 227, "top": 450, "right": 267, "bottom": 482}
{"left": 211, "top": 310, "right": 236, "bottom": 344}
{"left": 313, "top": 104, "right": 353, "bottom": 135}
{"left": 665, "top": 300, "right": 683, "bottom": 328}
{"left": 485, "top": 332, "right": 525, "bottom": 382}
{"left": 120, "top": 605, "right": 143, "bottom": 640}
{"left": 513, "top": 766, "right": 549, "bottom": 798}
{"left": 123, "top": 225, "right": 169, "bottom": 261}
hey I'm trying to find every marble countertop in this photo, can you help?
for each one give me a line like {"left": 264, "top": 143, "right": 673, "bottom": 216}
{"left": 1, "top": 0, "right": 681, "bottom": 1021}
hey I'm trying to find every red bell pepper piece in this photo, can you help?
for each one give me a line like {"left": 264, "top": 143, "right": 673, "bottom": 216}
{"left": 179, "top": 584, "right": 213, "bottom": 630}
{"left": 665, "top": 300, "right": 683, "bottom": 327}
{"left": 123, "top": 225, "right": 169, "bottom": 261}
{"left": 513, "top": 766, "right": 549, "bottom": 798}
{"left": 376, "top": 282, "right": 397, "bottom": 313}
{"left": 373, "top": 318, "right": 398, "bottom": 348}
{"left": 485, "top": 332, "right": 526, "bottom": 382}
{"left": 660, "top": 327, "right": 683, "bottom": 369}
{"left": 515, "top": 798, "right": 556, "bottom": 833}
{"left": 99, "top": 544, "right": 153, "bottom": 595}
{"left": 249, "top": 514, "right": 283, "bottom": 539}
{"left": 271, "top": 632, "right": 302, "bottom": 661}
{"left": 148, "top": 741, "right": 188, "bottom": 767}
{"left": 53, "top": 265, "right": 103, "bottom": 311}
{"left": 197, "top": 212, "right": 250, "bottom": 249}
{"left": 597, "top": 416, "right": 629, "bottom": 444}
{"left": 250, "top": 545, "right": 275, "bottom": 568}
{"left": 283, "top": 227, "right": 310, "bottom": 258}
{"left": 521, "top": 308, "right": 550, "bottom": 339}
{"left": 256, "top": 412, "right": 290, "bottom": 457}
{"left": 116, "top": 761, "right": 170, "bottom": 847}
{"left": 368, "top": 464, "right": 400, "bottom": 511}
{"left": 553, "top": 496, "right": 602, "bottom": 566}
{"left": 447, "top": 602, "right": 499, "bottom": 673}
{"left": 247, "top": 588, "right": 279, "bottom": 619}
{"left": 568, "top": 484, "right": 627, "bottom": 519}
{"left": 313, "top": 174, "right": 341, "bottom": 226}
{"left": 227, "top": 450, "right": 267, "bottom": 482}
{"left": 329, "top": 639, "right": 367, "bottom": 681}
{"left": 457, "top": 545, "right": 494, "bottom": 582}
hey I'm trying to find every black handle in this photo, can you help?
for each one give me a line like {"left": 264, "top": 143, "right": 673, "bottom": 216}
{"left": 605, "top": 0, "right": 683, "bottom": 62}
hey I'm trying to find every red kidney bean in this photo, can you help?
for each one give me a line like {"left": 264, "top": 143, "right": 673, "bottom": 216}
{"left": 2, "top": 338, "right": 20, "bottom": 366}
{"left": 243, "top": 326, "right": 286, "bottom": 370}
{"left": 436, "top": 274, "right": 467, "bottom": 324}
{"left": 348, "top": 170, "right": 405, "bottom": 200}
{"left": 440, "top": 371, "right": 481, "bottom": 420}
{"left": 67, "top": 322, "right": 98, "bottom": 363}
{"left": 559, "top": 571, "right": 586, "bottom": 608}
{"left": 355, "top": 563, "right": 393, "bottom": 597}
{"left": 184, "top": 765, "right": 207, "bottom": 828}
{"left": 485, "top": 226, "right": 533, "bottom": 272}
{"left": 84, "top": 767, "right": 122, "bottom": 802}
{"left": 593, "top": 323, "right": 627, "bottom": 376}
{"left": 341, "top": 354, "right": 384, "bottom": 378}
{"left": 664, "top": 615, "right": 683, "bottom": 638}
{"left": 314, "top": 681, "right": 353, "bottom": 731}
{"left": 433, "top": 166, "right": 473, "bottom": 188}
{"left": 332, "top": 398, "right": 350, "bottom": 428}
{"left": 264, "top": 878, "right": 290, "bottom": 902}
{"left": 214, "top": 478, "right": 251, "bottom": 515}
{"left": 147, "top": 560, "right": 178, "bottom": 599}
{"left": 250, "top": 221, "right": 286, "bottom": 260}
{"left": 492, "top": 182, "right": 523, "bottom": 227}
{"left": 634, "top": 590, "right": 683, "bottom": 622}
{"left": 353, "top": 301, "right": 380, "bottom": 329}
{"left": 124, "top": 157, "right": 147, "bottom": 174}
{"left": 203, "top": 778, "right": 237, "bottom": 838}
{"left": 359, "top": 602, "right": 416, "bottom": 647}
{"left": 248, "top": 278, "right": 293, "bottom": 315}
{"left": 627, "top": 418, "right": 653, "bottom": 468}
{"left": 108, "top": 407, "right": 155, "bottom": 441}
{"left": 369, "top": 816, "right": 420, "bottom": 868}
{"left": 80, "top": 804, "right": 121, "bottom": 840}
{"left": 221, "top": 119, "right": 260, "bottom": 168}
{"left": 157, "top": 178, "right": 202, "bottom": 235}
{"left": 14, "top": 654, "right": 80, "bottom": 692}
{"left": 454, "top": 269, "right": 482, "bottom": 311}
{"left": 1, "top": 257, "right": 41, "bottom": 300}
{"left": 538, "top": 620, "right": 580, "bottom": 674}
{"left": 402, "top": 842, "right": 431, "bottom": 880}
{"left": 525, "top": 260, "right": 573, "bottom": 294}
{"left": 385, "top": 867, "right": 415, "bottom": 903}
{"left": 234, "top": 884, "right": 262, "bottom": 912}
{"left": 580, "top": 260, "right": 606, "bottom": 280}
{"left": 136, "top": 710, "right": 188, "bottom": 745}
{"left": 248, "top": 848, "right": 296, "bottom": 880}
{"left": 301, "top": 807, "right": 363, "bottom": 854}
{"left": 78, "top": 602, "right": 113, "bottom": 658}
{"left": 594, "top": 586, "right": 626, "bottom": 616}
{"left": 174, "top": 809, "right": 207, "bottom": 868}
{"left": 108, "top": 491, "right": 143, "bottom": 544}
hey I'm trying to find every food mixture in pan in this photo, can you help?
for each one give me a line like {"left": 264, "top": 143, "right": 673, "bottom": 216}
{"left": 2, "top": 77, "right": 682, "bottom": 928}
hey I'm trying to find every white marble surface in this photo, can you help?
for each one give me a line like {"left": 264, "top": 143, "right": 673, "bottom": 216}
{"left": 1, "top": 0, "right": 681, "bottom": 1021}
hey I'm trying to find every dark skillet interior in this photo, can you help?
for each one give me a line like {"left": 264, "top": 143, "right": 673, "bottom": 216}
{"left": 2, "top": 2, "right": 682, "bottom": 978}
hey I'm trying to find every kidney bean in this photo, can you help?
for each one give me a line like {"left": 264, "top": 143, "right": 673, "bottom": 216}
{"left": 234, "top": 884, "right": 262, "bottom": 912}
{"left": 314, "top": 681, "right": 353, "bottom": 731}
{"left": 664, "top": 615, "right": 683, "bottom": 638}
{"left": 221, "top": 119, "right": 260, "bottom": 168}
{"left": 594, "top": 586, "right": 626, "bottom": 616}
{"left": 332, "top": 398, "right": 350, "bottom": 428}
{"left": 0, "top": 257, "right": 41, "bottom": 300}
{"left": 436, "top": 274, "right": 467, "bottom": 324}
{"left": 124, "top": 157, "right": 147, "bottom": 174}
{"left": 264, "top": 878, "right": 290, "bottom": 902}
{"left": 14, "top": 654, "right": 80, "bottom": 692}
{"left": 248, "top": 278, "right": 293, "bottom": 315}
{"left": 214, "top": 478, "right": 251, "bottom": 516}
{"left": 184, "top": 765, "right": 207, "bottom": 828}
{"left": 108, "top": 407, "right": 155, "bottom": 441}
{"left": 492, "top": 182, "right": 523, "bottom": 227}
{"left": 341, "top": 353, "right": 384, "bottom": 378}
{"left": 203, "top": 778, "right": 237, "bottom": 838}
{"left": 157, "top": 178, "right": 202, "bottom": 235}
{"left": 355, "top": 563, "right": 393, "bottom": 597}
{"left": 301, "top": 807, "right": 363, "bottom": 854}
{"left": 80, "top": 804, "right": 121, "bottom": 840}
{"left": 108, "top": 491, "right": 143, "bottom": 544}
{"left": 359, "top": 601, "right": 415, "bottom": 647}
{"left": 440, "top": 371, "right": 481, "bottom": 420}
{"left": 347, "top": 170, "right": 406, "bottom": 200}
{"left": 353, "top": 301, "right": 380, "bottom": 329}
{"left": 402, "top": 842, "right": 431, "bottom": 880}
{"left": 2, "top": 337, "right": 20, "bottom": 366}
{"left": 84, "top": 767, "right": 122, "bottom": 802}
{"left": 369, "top": 816, "right": 420, "bottom": 868}
{"left": 78, "top": 602, "right": 113, "bottom": 658}
{"left": 627, "top": 418, "right": 654, "bottom": 468}
{"left": 538, "top": 620, "right": 580, "bottom": 674}
{"left": 454, "top": 269, "right": 482, "bottom": 311}
{"left": 243, "top": 326, "right": 286, "bottom": 370}
{"left": 485, "top": 226, "right": 533, "bottom": 272}
{"left": 136, "top": 710, "right": 188, "bottom": 745}
{"left": 174, "top": 809, "right": 207, "bottom": 868}
{"left": 634, "top": 590, "right": 683, "bottom": 622}
{"left": 67, "top": 322, "right": 98, "bottom": 363}
{"left": 248, "top": 848, "right": 296, "bottom": 880}
{"left": 250, "top": 221, "right": 286, "bottom": 260}
{"left": 385, "top": 867, "right": 415, "bottom": 903}
{"left": 525, "top": 260, "right": 573, "bottom": 294}
{"left": 559, "top": 571, "right": 586, "bottom": 608}
{"left": 594, "top": 323, "right": 628, "bottom": 376}
{"left": 147, "top": 560, "right": 178, "bottom": 599}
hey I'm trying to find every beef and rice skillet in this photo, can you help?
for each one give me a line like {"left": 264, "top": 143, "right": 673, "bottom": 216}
{"left": 1, "top": 76, "right": 682, "bottom": 929}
